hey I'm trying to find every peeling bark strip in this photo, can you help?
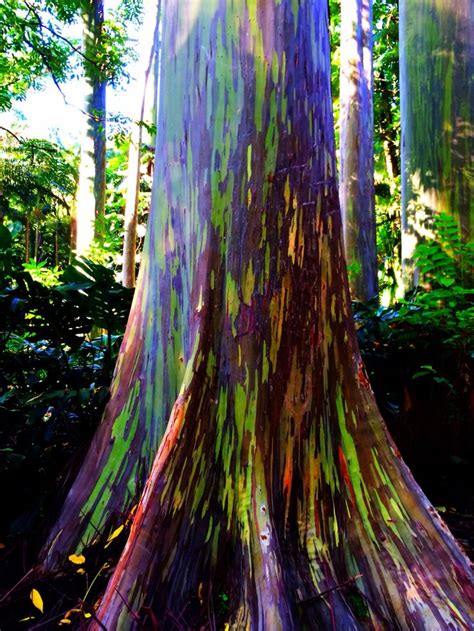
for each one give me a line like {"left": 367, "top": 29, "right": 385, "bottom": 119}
{"left": 44, "top": 1, "right": 473, "bottom": 628}
{"left": 400, "top": 0, "right": 474, "bottom": 288}
{"left": 339, "top": 0, "right": 378, "bottom": 301}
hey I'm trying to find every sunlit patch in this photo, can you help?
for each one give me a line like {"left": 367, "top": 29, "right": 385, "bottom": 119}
{"left": 169, "top": 0, "right": 205, "bottom": 52}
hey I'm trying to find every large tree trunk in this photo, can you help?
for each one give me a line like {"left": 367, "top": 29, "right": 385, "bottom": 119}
{"left": 339, "top": 0, "right": 378, "bottom": 302}
{"left": 399, "top": 0, "right": 473, "bottom": 288}
{"left": 42, "top": 1, "right": 472, "bottom": 628}
{"left": 75, "top": 0, "right": 106, "bottom": 256}
{"left": 122, "top": 10, "right": 159, "bottom": 288}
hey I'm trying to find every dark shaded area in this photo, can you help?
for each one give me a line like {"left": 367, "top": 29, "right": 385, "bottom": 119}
{"left": 0, "top": 255, "right": 133, "bottom": 627}
{"left": 355, "top": 299, "right": 474, "bottom": 560}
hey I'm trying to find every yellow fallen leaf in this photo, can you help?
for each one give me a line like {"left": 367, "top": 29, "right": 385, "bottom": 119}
{"left": 104, "top": 524, "right": 124, "bottom": 548}
{"left": 84, "top": 613, "right": 92, "bottom": 619}
{"left": 19, "top": 617, "right": 36, "bottom": 622}
{"left": 30, "top": 588, "right": 44, "bottom": 613}
{"left": 68, "top": 554, "right": 86, "bottom": 565}
{"left": 76, "top": 568, "right": 86, "bottom": 575}
{"left": 59, "top": 619, "right": 72, "bottom": 625}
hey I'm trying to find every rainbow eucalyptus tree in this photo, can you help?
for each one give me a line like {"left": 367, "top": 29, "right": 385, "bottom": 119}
{"left": 42, "top": 0, "right": 473, "bottom": 628}
{"left": 339, "top": 0, "right": 377, "bottom": 301}
{"left": 74, "top": 0, "right": 106, "bottom": 254}
{"left": 400, "top": 0, "right": 473, "bottom": 287}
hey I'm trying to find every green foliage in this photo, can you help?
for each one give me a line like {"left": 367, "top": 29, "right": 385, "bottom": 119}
{"left": 0, "top": 229, "right": 134, "bottom": 623}
{"left": 0, "top": 0, "right": 143, "bottom": 112}
{"left": 58, "top": 257, "right": 134, "bottom": 337}
{"left": 0, "top": 136, "right": 77, "bottom": 208}
{"left": 376, "top": 183, "right": 401, "bottom": 303}
{"left": 0, "top": 229, "right": 133, "bottom": 549}
{"left": 355, "top": 214, "right": 473, "bottom": 475}
{"left": 401, "top": 213, "right": 474, "bottom": 343}
{"left": 99, "top": 14, "right": 138, "bottom": 87}
{"left": 116, "top": 0, "right": 143, "bottom": 25}
{"left": 0, "top": 134, "right": 77, "bottom": 267}
{"left": 0, "top": 224, "right": 14, "bottom": 271}
{"left": 0, "top": 0, "right": 76, "bottom": 110}
{"left": 23, "top": 258, "right": 62, "bottom": 286}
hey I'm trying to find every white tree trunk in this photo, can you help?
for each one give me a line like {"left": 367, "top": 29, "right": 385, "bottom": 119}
{"left": 339, "top": 0, "right": 377, "bottom": 301}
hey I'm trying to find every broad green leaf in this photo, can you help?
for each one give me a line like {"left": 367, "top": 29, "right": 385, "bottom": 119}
{"left": 0, "top": 225, "right": 12, "bottom": 249}
{"left": 439, "top": 277, "right": 455, "bottom": 287}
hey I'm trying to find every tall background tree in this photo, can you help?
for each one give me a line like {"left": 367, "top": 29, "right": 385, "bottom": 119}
{"left": 399, "top": 0, "right": 473, "bottom": 287}
{"left": 73, "top": 0, "right": 107, "bottom": 255}
{"left": 339, "top": 0, "right": 378, "bottom": 301}
{"left": 41, "top": 1, "right": 473, "bottom": 628}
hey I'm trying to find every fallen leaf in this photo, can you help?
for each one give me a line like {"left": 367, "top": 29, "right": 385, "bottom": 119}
{"left": 68, "top": 554, "right": 86, "bottom": 565}
{"left": 30, "top": 589, "right": 44, "bottom": 613}
{"left": 104, "top": 524, "right": 124, "bottom": 548}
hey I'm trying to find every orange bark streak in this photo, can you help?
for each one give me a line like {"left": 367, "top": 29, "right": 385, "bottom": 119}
{"left": 338, "top": 445, "right": 356, "bottom": 506}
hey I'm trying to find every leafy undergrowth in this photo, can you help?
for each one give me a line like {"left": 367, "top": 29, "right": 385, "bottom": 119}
{"left": 355, "top": 213, "right": 474, "bottom": 561}
{"left": 0, "top": 244, "right": 133, "bottom": 627}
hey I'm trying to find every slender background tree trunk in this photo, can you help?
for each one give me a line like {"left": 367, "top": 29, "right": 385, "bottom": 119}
{"left": 75, "top": 0, "right": 106, "bottom": 256}
{"left": 399, "top": 0, "right": 473, "bottom": 288}
{"left": 34, "top": 213, "right": 40, "bottom": 262}
{"left": 25, "top": 213, "right": 30, "bottom": 262}
{"left": 378, "top": 68, "right": 399, "bottom": 186}
{"left": 339, "top": 0, "right": 378, "bottom": 301}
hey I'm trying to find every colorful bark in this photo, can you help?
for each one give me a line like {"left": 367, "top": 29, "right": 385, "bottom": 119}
{"left": 41, "top": 0, "right": 183, "bottom": 563}
{"left": 57, "top": 0, "right": 474, "bottom": 627}
{"left": 121, "top": 126, "right": 140, "bottom": 287}
{"left": 75, "top": 0, "right": 106, "bottom": 255}
{"left": 399, "top": 0, "right": 474, "bottom": 288}
{"left": 339, "top": 0, "right": 377, "bottom": 301}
